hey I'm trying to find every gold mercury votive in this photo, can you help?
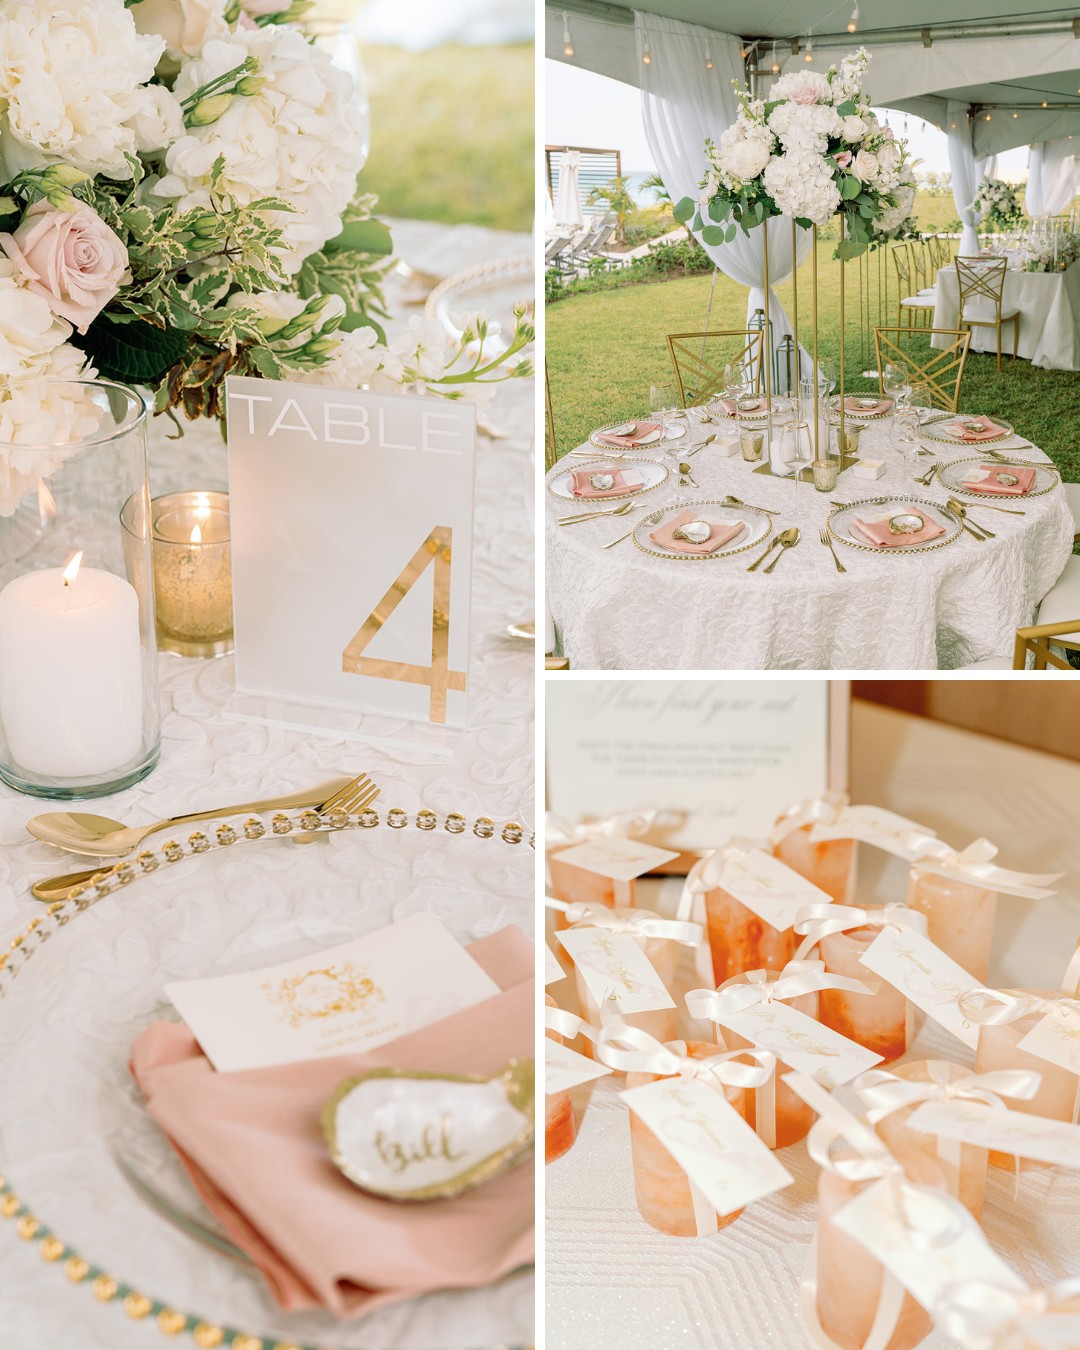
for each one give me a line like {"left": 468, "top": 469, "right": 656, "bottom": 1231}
{"left": 150, "top": 491, "right": 233, "bottom": 658}
{"left": 740, "top": 431, "right": 765, "bottom": 462}
{"left": 812, "top": 459, "right": 839, "bottom": 492}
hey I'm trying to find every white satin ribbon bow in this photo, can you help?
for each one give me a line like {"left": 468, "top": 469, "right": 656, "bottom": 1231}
{"left": 545, "top": 808, "right": 657, "bottom": 848}
{"left": 793, "top": 901, "right": 927, "bottom": 961}
{"left": 768, "top": 791, "right": 850, "bottom": 847}
{"left": 545, "top": 897, "right": 702, "bottom": 947}
{"left": 938, "top": 1278, "right": 1080, "bottom": 1350}
{"left": 910, "top": 836, "right": 1062, "bottom": 900}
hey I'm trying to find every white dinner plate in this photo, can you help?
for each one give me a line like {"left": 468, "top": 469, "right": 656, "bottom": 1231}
{"left": 631, "top": 499, "right": 771, "bottom": 561}
{"left": 547, "top": 458, "right": 668, "bottom": 502}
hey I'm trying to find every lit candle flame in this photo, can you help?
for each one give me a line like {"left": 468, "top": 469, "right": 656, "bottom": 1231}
{"left": 38, "top": 480, "right": 57, "bottom": 526}
{"left": 190, "top": 523, "right": 202, "bottom": 544}
{"left": 62, "top": 551, "right": 83, "bottom": 587}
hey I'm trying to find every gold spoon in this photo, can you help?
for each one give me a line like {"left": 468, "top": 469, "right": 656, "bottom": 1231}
{"left": 678, "top": 462, "right": 699, "bottom": 487}
{"left": 947, "top": 497, "right": 995, "bottom": 538}
{"left": 762, "top": 526, "right": 801, "bottom": 573}
{"left": 558, "top": 501, "right": 635, "bottom": 525}
{"left": 723, "top": 494, "right": 782, "bottom": 516}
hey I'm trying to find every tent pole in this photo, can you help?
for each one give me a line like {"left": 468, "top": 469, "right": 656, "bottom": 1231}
{"left": 838, "top": 217, "right": 845, "bottom": 456}
{"left": 791, "top": 217, "right": 799, "bottom": 390}
{"left": 812, "top": 225, "right": 818, "bottom": 461}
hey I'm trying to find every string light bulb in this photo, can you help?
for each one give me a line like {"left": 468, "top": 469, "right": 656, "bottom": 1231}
{"left": 985, "top": 112, "right": 992, "bottom": 121}
{"left": 1013, "top": 111, "right": 1018, "bottom": 119}
{"left": 771, "top": 43, "right": 780, "bottom": 73}
{"left": 847, "top": 4, "right": 859, "bottom": 33}
{"left": 804, "top": 32, "right": 814, "bottom": 62}
{"left": 561, "top": 11, "right": 573, "bottom": 58}
{"left": 642, "top": 38, "right": 651, "bottom": 65}
{"left": 1043, "top": 100, "right": 1049, "bottom": 108}
{"left": 705, "top": 45, "right": 713, "bottom": 70}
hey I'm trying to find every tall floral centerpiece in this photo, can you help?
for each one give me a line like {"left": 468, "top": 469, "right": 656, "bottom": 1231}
{"left": 674, "top": 49, "right": 916, "bottom": 458}
{"left": 970, "top": 179, "right": 1022, "bottom": 234}
{"left": 0, "top": 0, "right": 532, "bottom": 488}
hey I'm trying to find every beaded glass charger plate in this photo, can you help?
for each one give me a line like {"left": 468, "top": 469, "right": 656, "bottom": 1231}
{"left": 827, "top": 496, "right": 963, "bottom": 554}
{"left": 837, "top": 397, "right": 895, "bottom": 422}
{"left": 0, "top": 809, "right": 533, "bottom": 1350}
{"left": 547, "top": 458, "right": 667, "bottom": 502}
{"left": 587, "top": 421, "right": 666, "bottom": 450}
{"left": 631, "top": 499, "right": 771, "bottom": 561}
{"left": 921, "top": 416, "right": 1015, "bottom": 446}
{"left": 425, "top": 252, "right": 532, "bottom": 362}
{"left": 935, "top": 457, "right": 1060, "bottom": 501}
{"left": 704, "top": 397, "right": 771, "bottom": 422}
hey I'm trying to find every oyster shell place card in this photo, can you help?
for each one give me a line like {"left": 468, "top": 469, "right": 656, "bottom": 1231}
{"left": 323, "top": 1059, "right": 534, "bottom": 1201}
{"left": 165, "top": 914, "right": 500, "bottom": 1072}
{"left": 858, "top": 928, "right": 981, "bottom": 1049}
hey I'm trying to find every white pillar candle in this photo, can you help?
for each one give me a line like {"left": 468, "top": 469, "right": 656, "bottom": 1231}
{"left": 0, "top": 554, "right": 143, "bottom": 778}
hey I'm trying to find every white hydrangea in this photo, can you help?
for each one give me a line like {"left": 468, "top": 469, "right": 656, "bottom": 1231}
{"left": 0, "top": 0, "right": 166, "bottom": 179}
{"left": 153, "top": 25, "right": 367, "bottom": 271}
{"left": 768, "top": 102, "right": 841, "bottom": 155}
{"left": 875, "top": 182, "right": 917, "bottom": 234}
{"left": 763, "top": 153, "right": 840, "bottom": 226}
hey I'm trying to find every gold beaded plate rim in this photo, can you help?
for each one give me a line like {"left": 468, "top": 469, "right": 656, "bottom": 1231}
{"left": 547, "top": 457, "right": 668, "bottom": 502}
{"left": 921, "top": 415, "right": 1015, "bottom": 445}
{"left": 703, "top": 397, "right": 774, "bottom": 422}
{"left": 0, "top": 808, "right": 532, "bottom": 1350}
{"left": 833, "top": 397, "right": 895, "bottom": 422}
{"left": 587, "top": 418, "right": 668, "bottom": 450}
{"left": 933, "top": 456, "right": 1060, "bottom": 501}
{"left": 631, "top": 499, "right": 773, "bottom": 562}
{"left": 826, "top": 496, "right": 964, "bottom": 555}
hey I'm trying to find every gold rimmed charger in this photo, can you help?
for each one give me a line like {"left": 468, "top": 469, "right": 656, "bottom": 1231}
{"left": 630, "top": 498, "right": 772, "bottom": 562}
{"left": 547, "top": 458, "right": 668, "bottom": 503}
{"left": 921, "top": 415, "right": 1015, "bottom": 446}
{"left": 935, "top": 457, "right": 1060, "bottom": 502}
{"left": 704, "top": 397, "right": 772, "bottom": 423}
{"left": 587, "top": 419, "right": 667, "bottom": 451}
{"left": 826, "top": 496, "right": 964, "bottom": 555}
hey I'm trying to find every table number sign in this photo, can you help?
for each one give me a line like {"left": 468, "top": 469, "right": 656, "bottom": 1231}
{"left": 227, "top": 377, "right": 476, "bottom": 728}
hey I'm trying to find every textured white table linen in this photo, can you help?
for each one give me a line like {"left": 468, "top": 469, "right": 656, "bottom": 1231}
{"left": 546, "top": 412, "right": 1073, "bottom": 670}
{"left": 546, "top": 704, "right": 1080, "bottom": 1350}
{"left": 0, "top": 221, "right": 535, "bottom": 1350}
{"left": 932, "top": 261, "right": 1080, "bottom": 370}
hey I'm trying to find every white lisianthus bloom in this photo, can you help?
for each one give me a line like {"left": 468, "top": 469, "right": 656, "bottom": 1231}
{"left": 839, "top": 115, "right": 866, "bottom": 143}
{"left": 0, "top": 0, "right": 166, "bottom": 179}
{"left": 763, "top": 153, "right": 840, "bottom": 226}
{"left": 154, "top": 26, "right": 367, "bottom": 271}
{"left": 130, "top": 0, "right": 230, "bottom": 66}
{"left": 770, "top": 69, "right": 830, "bottom": 107}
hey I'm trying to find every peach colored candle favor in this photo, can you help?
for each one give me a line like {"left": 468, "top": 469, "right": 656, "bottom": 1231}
{"left": 544, "top": 994, "right": 577, "bottom": 1163}
{"left": 704, "top": 884, "right": 796, "bottom": 985}
{"left": 907, "top": 865, "right": 997, "bottom": 984}
{"left": 773, "top": 823, "right": 855, "bottom": 903}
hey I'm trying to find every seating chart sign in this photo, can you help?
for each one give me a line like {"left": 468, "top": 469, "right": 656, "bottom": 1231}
{"left": 227, "top": 377, "right": 476, "bottom": 728}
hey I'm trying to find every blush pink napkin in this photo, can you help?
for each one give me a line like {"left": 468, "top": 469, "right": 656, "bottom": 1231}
{"left": 650, "top": 508, "right": 745, "bottom": 555}
{"left": 947, "top": 415, "right": 1007, "bottom": 442}
{"left": 570, "top": 467, "right": 643, "bottom": 498}
{"left": 717, "top": 397, "right": 763, "bottom": 416}
{"left": 963, "top": 464, "right": 1037, "bottom": 496}
{"left": 129, "top": 927, "right": 535, "bottom": 1319}
{"left": 595, "top": 421, "right": 659, "bottom": 447}
{"left": 844, "top": 396, "right": 892, "bottom": 415}
{"left": 851, "top": 510, "right": 945, "bottom": 548}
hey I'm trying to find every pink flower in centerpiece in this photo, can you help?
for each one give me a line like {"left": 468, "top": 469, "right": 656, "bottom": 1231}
{"left": 0, "top": 200, "right": 130, "bottom": 335}
{"left": 771, "top": 69, "right": 829, "bottom": 107}
{"left": 881, "top": 126, "right": 895, "bottom": 141}
{"left": 835, "top": 150, "right": 853, "bottom": 169}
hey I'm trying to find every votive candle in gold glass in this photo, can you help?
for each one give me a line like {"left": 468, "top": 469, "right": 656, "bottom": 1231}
{"left": 773, "top": 823, "right": 855, "bottom": 903}
{"left": 150, "top": 491, "right": 233, "bottom": 657}
{"left": 907, "top": 866, "right": 997, "bottom": 983}
{"left": 819, "top": 924, "right": 908, "bottom": 1063}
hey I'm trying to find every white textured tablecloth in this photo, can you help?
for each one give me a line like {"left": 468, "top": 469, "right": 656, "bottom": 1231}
{"left": 546, "top": 705, "right": 1080, "bottom": 1350}
{"left": 0, "top": 221, "right": 535, "bottom": 1350}
{"left": 932, "top": 262, "right": 1080, "bottom": 370}
{"left": 546, "top": 413, "right": 1072, "bottom": 670}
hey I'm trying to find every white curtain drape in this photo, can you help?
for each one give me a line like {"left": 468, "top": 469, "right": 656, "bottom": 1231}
{"left": 554, "top": 151, "right": 583, "bottom": 229}
{"left": 634, "top": 12, "right": 813, "bottom": 376}
{"left": 948, "top": 104, "right": 981, "bottom": 255}
{"left": 1026, "top": 141, "right": 1079, "bottom": 218}
{"left": 975, "top": 154, "right": 998, "bottom": 181}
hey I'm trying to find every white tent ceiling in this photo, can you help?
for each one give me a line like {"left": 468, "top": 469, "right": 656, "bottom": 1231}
{"left": 547, "top": 1, "right": 1080, "bottom": 153}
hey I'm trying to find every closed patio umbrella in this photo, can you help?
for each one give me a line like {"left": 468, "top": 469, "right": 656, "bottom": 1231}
{"left": 554, "top": 150, "right": 583, "bottom": 228}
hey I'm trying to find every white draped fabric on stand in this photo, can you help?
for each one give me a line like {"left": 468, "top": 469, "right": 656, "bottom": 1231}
{"left": 634, "top": 12, "right": 813, "bottom": 378}
{"left": 948, "top": 103, "right": 982, "bottom": 255}
{"left": 1026, "top": 141, "right": 1079, "bottom": 218}
{"left": 976, "top": 154, "right": 998, "bottom": 181}
{"left": 554, "top": 150, "right": 583, "bottom": 228}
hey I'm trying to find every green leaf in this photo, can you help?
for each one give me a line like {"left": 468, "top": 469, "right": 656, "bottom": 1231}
{"left": 835, "top": 239, "right": 864, "bottom": 260}
{"left": 840, "top": 174, "right": 862, "bottom": 201}
{"left": 324, "top": 218, "right": 393, "bottom": 256}
{"left": 794, "top": 217, "right": 813, "bottom": 231}
{"left": 73, "top": 314, "right": 191, "bottom": 384}
{"left": 836, "top": 100, "right": 857, "bottom": 118}
{"left": 674, "top": 196, "right": 696, "bottom": 223}
{"left": 753, "top": 200, "right": 764, "bottom": 223}
{"left": 858, "top": 202, "right": 874, "bottom": 217}
{"left": 725, "top": 222, "right": 738, "bottom": 242}
{"left": 692, "top": 211, "right": 703, "bottom": 232}
{"left": 700, "top": 224, "right": 726, "bottom": 245}
{"left": 707, "top": 197, "right": 730, "bottom": 222}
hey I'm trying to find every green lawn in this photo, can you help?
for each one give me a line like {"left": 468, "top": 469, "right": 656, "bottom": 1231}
{"left": 360, "top": 43, "right": 532, "bottom": 232}
{"left": 547, "top": 247, "right": 1080, "bottom": 482}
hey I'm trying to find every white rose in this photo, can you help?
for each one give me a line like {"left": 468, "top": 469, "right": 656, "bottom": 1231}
{"left": 0, "top": 0, "right": 165, "bottom": 179}
{"left": 840, "top": 115, "right": 866, "bottom": 143}
{"left": 154, "top": 26, "right": 367, "bottom": 270}
{"left": 851, "top": 149, "right": 879, "bottom": 183}
{"left": 130, "top": 0, "right": 230, "bottom": 65}
{"left": 124, "top": 84, "right": 185, "bottom": 156}
{"left": 718, "top": 126, "right": 771, "bottom": 181}
{"left": 877, "top": 141, "right": 901, "bottom": 175}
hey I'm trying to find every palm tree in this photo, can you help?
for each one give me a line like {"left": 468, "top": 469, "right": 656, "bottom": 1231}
{"left": 642, "top": 170, "right": 694, "bottom": 242}
{"left": 586, "top": 175, "right": 636, "bottom": 245}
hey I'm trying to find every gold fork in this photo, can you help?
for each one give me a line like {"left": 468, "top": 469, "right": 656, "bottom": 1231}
{"left": 30, "top": 774, "right": 381, "bottom": 902}
{"left": 819, "top": 526, "right": 847, "bottom": 573}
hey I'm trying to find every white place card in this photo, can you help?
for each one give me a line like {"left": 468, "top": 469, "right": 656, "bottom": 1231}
{"left": 556, "top": 928, "right": 675, "bottom": 1016}
{"left": 227, "top": 376, "right": 476, "bottom": 728}
{"left": 545, "top": 1042, "right": 612, "bottom": 1095}
{"left": 622, "top": 1076, "right": 793, "bottom": 1217}
{"left": 716, "top": 846, "right": 833, "bottom": 932}
{"left": 858, "top": 928, "right": 981, "bottom": 1049}
{"left": 165, "top": 914, "right": 500, "bottom": 1072}
{"left": 714, "top": 999, "right": 881, "bottom": 1087}
{"left": 552, "top": 836, "right": 680, "bottom": 882}
{"left": 810, "top": 805, "right": 933, "bottom": 858}
{"left": 545, "top": 942, "right": 567, "bottom": 985}
{"left": 906, "top": 1099, "right": 1080, "bottom": 1169}
{"left": 832, "top": 1177, "right": 1027, "bottom": 1309}
{"left": 1017, "top": 1002, "right": 1080, "bottom": 1075}
{"left": 546, "top": 680, "right": 848, "bottom": 852}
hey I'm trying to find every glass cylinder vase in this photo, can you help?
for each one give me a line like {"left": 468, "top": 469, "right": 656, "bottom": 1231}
{"left": 819, "top": 924, "right": 908, "bottom": 1063}
{"left": 0, "top": 379, "right": 160, "bottom": 797}
{"left": 570, "top": 909, "right": 677, "bottom": 1061}
{"left": 773, "top": 823, "right": 855, "bottom": 902}
{"left": 627, "top": 1041, "right": 748, "bottom": 1236}
{"left": 907, "top": 866, "right": 997, "bottom": 983}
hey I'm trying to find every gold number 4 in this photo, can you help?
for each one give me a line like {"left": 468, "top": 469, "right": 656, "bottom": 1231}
{"left": 342, "top": 525, "right": 466, "bottom": 724}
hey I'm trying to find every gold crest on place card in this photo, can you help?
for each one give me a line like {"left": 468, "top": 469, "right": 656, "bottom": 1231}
{"left": 322, "top": 1059, "right": 535, "bottom": 1201}
{"left": 261, "top": 963, "right": 384, "bottom": 1028}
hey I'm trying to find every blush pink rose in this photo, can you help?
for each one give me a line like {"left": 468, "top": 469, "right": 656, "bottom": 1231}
{"left": 835, "top": 150, "right": 853, "bottom": 169}
{"left": 0, "top": 200, "right": 130, "bottom": 335}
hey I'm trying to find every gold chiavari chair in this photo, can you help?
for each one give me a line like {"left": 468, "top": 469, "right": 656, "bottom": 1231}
{"left": 544, "top": 361, "right": 558, "bottom": 471}
{"left": 874, "top": 326, "right": 972, "bottom": 412}
{"left": 890, "top": 245, "right": 935, "bottom": 328}
{"left": 909, "top": 238, "right": 935, "bottom": 296}
{"left": 1012, "top": 623, "right": 1080, "bottom": 670}
{"left": 666, "top": 329, "right": 764, "bottom": 408}
{"left": 955, "top": 256, "right": 1020, "bottom": 371}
